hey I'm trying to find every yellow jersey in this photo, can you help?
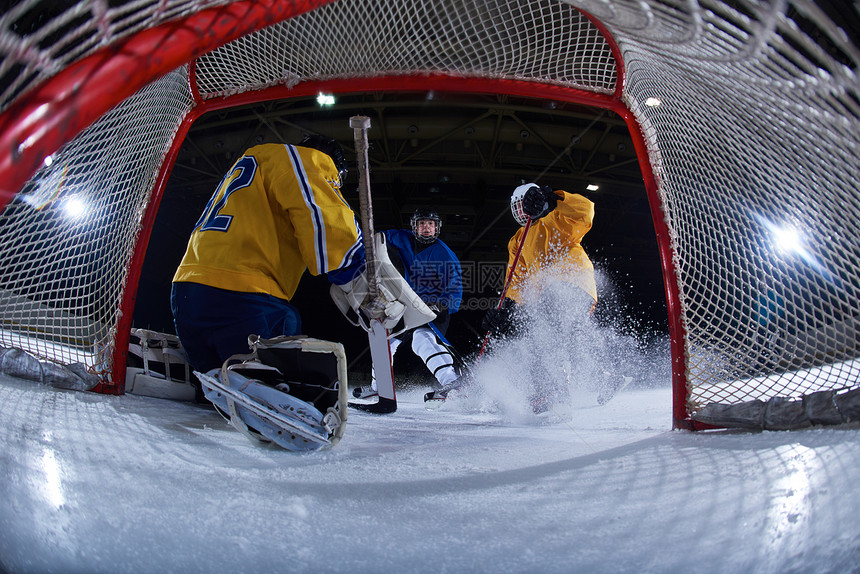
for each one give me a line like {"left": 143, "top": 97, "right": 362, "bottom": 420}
{"left": 173, "top": 144, "right": 362, "bottom": 301}
{"left": 505, "top": 190, "right": 597, "bottom": 305}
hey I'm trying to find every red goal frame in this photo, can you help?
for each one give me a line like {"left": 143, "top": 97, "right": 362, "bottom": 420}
{"left": 0, "top": 1, "right": 689, "bottom": 427}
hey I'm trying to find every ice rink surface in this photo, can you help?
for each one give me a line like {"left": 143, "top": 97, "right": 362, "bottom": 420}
{"left": 2, "top": 370, "right": 859, "bottom": 574}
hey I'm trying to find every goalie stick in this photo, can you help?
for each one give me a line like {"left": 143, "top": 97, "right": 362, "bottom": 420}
{"left": 348, "top": 115, "right": 398, "bottom": 414}
{"left": 424, "top": 217, "right": 533, "bottom": 408}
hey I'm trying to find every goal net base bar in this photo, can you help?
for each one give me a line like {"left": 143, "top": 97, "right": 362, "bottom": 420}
{"left": 692, "top": 387, "right": 860, "bottom": 431}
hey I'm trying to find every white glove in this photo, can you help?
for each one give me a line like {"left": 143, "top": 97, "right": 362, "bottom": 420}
{"left": 330, "top": 233, "right": 436, "bottom": 337}
{"left": 331, "top": 270, "right": 406, "bottom": 330}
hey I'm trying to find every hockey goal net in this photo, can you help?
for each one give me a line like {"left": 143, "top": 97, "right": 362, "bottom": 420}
{"left": 0, "top": 0, "right": 858, "bottom": 429}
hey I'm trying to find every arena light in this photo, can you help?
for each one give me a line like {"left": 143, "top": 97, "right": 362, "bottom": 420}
{"left": 771, "top": 224, "right": 802, "bottom": 255}
{"left": 317, "top": 93, "right": 335, "bottom": 106}
{"left": 758, "top": 216, "right": 806, "bottom": 258}
{"left": 63, "top": 196, "right": 87, "bottom": 219}
{"left": 587, "top": 184, "right": 600, "bottom": 191}
{"left": 755, "top": 213, "right": 834, "bottom": 280}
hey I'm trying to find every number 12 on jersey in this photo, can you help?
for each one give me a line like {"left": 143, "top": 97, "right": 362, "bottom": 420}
{"left": 194, "top": 156, "right": 258, "bottom": 233}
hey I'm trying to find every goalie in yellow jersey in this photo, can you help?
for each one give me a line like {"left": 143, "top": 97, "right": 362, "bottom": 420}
{"left": 171, "top": 135, "right": 369, "bottom": 375}
{"left": 171, "top": 135, "right": 433, "bottom": 449}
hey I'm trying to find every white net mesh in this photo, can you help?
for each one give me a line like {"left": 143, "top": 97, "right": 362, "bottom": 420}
{"left": 604, "top": 1, "right": 860, "bottom": 414}
{"left": 0, "top": 67, "right": 194, "bottom": 377}
{"left": 192, "top": 0, "right": 617, "bottom": 97}
{"left": 0, "top": 0, "right": 233, "bottom": 112}
{"left": 0, "top": 0, "right": 857, "bottom": 426}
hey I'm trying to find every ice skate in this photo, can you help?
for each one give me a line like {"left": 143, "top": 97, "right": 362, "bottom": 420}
{"left": 424, "top": 375, "right": 471, "bottom": 410}
{"left": 352, "top": 385, "right": 378, "bottom": 400}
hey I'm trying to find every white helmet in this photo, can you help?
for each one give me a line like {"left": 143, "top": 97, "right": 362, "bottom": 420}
{"left": 510, "top": 183, "right": 540, "bottom": 226}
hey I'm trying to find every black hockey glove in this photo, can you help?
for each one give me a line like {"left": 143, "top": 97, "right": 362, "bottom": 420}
{"left": 521, "top": 184, "right": 559, "bottom": 220}
{"left": 481, "top": 297, "right": 516, "bottom": 335}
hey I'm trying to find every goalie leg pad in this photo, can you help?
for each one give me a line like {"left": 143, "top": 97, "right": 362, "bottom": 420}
{"left": 198, "top": 367, "right": 332, "bottom": 451}
{"left": 196, "top": 335, "right": 350, "bottom": 451}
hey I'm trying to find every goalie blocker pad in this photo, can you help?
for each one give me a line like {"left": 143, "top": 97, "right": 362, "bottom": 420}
{"left": 330, "top": 232, "right": 436, "bottom": 338}
{"left": 196, "top": 334, "right": 349, "bottom": 451}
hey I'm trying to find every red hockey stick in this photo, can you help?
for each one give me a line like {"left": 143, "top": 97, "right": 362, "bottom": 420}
{"left": 476, "top": 216, "right": 532, "bottom": 360}
{"left": 423, "top": 217, "right": 533, "bottom": 407}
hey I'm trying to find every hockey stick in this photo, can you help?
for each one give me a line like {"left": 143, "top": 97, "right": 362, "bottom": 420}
{"left": 424, "top": 217, "right": 533, "bottom": 407}
{"left": 348, "top": 115, "right": 397, "bottom": 414}
{"left": 477, "top": 216, "right": 532, "bottom": 360}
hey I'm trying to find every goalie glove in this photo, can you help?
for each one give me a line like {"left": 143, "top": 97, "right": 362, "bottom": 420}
{"left": 330, "top": 233, "right": 436, "bottom": 337}
{"left": 521, "top": 184, "right": 559, "bottom": 220}
{"left": 481, "top": 297, "right": 517, "bottom": 335}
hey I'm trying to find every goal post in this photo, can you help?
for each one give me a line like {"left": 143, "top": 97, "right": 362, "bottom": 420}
{"left": 0, "top": 0, "right": 856, "bottom": 430}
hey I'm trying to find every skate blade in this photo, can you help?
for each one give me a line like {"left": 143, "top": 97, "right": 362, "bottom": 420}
{"left": 423, "top": 390, "right": 448, "bottom": 410}
{"left": 348, "top": 397, "right": 397, "bottom": 414}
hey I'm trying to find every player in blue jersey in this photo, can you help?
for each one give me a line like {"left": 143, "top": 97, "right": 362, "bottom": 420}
{"left": 353, "top": 208, "right": 464, "bottom": 399}
{"left": 171, "top": 135, "right": 369, "bottom": 376}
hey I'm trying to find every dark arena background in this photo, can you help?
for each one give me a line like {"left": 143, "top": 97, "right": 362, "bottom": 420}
{"left": 132, "top": 92, "right": 667, "bottom": 380}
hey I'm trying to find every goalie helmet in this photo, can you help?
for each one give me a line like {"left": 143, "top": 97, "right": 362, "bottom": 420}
{"left": 510, "top": 183, "right": 539, "bottom": 226}
{"left": 299, "top": 134, "right": 348, "bottom": 183}
{"left": 410, "top": 208, "right": 442, "bottom": 244}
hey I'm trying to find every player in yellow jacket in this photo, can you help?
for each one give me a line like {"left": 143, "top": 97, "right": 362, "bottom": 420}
{"left": 482, "top": 183, "right": 630, "bottom": 411}
{"left": 171, "top": 136, "right": 365, "bottom": 374}
{"left": 483, "top": 183, "right": 597, "bottom": 333}
{"left": 505, "top": 184, "right": 597, "bottom": 308}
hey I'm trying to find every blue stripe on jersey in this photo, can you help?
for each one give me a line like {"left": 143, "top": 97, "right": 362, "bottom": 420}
{"left": 336, "top": 222, "right": 363, "bottom": 270}
{"left": 338, "top": 236, "right": 362, "bottom": 270}
{"left": 332, "top": 185, "right": 352, "bottom": 209}
{"left": 286, "top": 144, "right": 327, "bottom": 273}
